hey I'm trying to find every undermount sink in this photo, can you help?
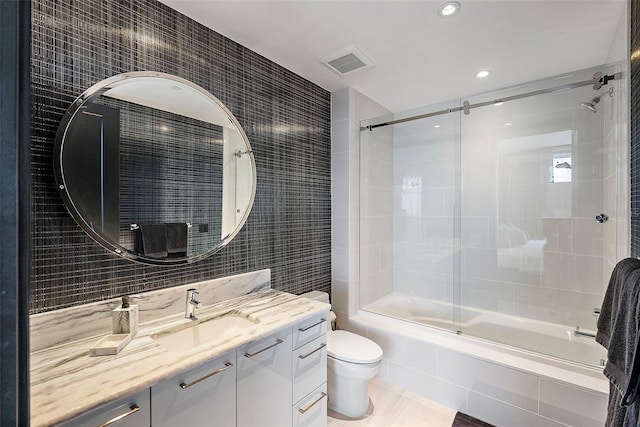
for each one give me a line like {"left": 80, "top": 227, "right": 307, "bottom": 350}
{"left": 152, "top": 314, "right": 257, "bottom": 352}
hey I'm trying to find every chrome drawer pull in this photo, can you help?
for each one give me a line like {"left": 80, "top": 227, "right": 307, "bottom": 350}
{"left": 244, "top": 339, "right": 284, "bottom": 358}
{"left": 298, "top": 318, "right": 326, "bottom": 332}
{"left": 298, "top": 392, "right": 327, "bottom": 414}
{"left": 298, "top": 343, "right": 326, "bottom": 359}
{"left": 179, "top": 362, "right": 234, "bottom": 389}
{"left": 97, "top": 405, "right": 140, "bottom": 427}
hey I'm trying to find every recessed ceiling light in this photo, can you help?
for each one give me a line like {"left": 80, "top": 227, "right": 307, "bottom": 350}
{"left": 438, "top": 1, "right": 461, "bottom": 17}
{"left": 504, "top": 122, "right": 513, "bottom": 126}
{"left": 434, "top": 124, "right": 441, "bottom": 128}
{"left": 493, "top": 101, "right": 504, "bottom": 106}
{"left": 476, "top": 70, "right": 491, "bottom": 78}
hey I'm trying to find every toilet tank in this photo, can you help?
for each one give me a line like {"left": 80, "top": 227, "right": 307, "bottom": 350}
{"left": 300, "top": 291, "right": 336, "bottom": 330}
{"left": 300, "top": 291, "right": 330, "bottom": 305}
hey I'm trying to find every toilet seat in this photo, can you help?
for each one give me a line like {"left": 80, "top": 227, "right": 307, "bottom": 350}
{"left": 327, "top": 330, "right": 383, "bottom": 364}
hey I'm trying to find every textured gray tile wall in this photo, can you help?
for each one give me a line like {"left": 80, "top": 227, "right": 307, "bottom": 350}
{"left": 632, "top": 0, "right": 640, "bottom": 257}
{"left": 30, "top": 0, "right": 331, "bottom": 313}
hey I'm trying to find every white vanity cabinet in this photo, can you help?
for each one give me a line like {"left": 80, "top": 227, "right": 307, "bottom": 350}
{"left": 237, "top": 328, "right": 293, "bottom": 426}
{"left": 292, "top": 313, "right": 328, "bottom": 427}
{"left": 58, "top": 388, "right": 150, "bottom": 427}
{"left": 151, "top": 350, "right": 236, "bottom": 427}
{"left": 51, "top": 308, "right": 329, "bottom": 427}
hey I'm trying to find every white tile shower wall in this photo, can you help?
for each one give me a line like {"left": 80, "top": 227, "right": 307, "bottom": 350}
{"left": 365, "top": 322, "right": 608, "bottom": 427}
{"left": 359, "top": 119, "right": 393, "bottom": 309}
{"left": 331, "top": 88, "right": 391, "bottom": 322}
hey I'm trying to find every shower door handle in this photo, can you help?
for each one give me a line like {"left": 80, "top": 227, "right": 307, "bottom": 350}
{"left": 595, "top": 214, "right": 609, "bottom": 223}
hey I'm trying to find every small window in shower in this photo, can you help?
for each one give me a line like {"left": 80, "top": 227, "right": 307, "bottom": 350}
{"left": 552, "top": 154, "right": 572, "bottom": 183}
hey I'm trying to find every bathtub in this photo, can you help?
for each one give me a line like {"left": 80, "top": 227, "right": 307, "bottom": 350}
{"left": 362, "top": 293, "right": 607, "bottom": 367}
{"left": 351, "top": 293, "right": 609, "bottom": 426}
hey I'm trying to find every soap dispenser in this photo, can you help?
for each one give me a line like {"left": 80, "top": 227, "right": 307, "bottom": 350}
{"left": 112, "top": 296, "right": 138, "bottom": 336}
{"left": 89, "top": 296, "right": 138, "bottom": 356}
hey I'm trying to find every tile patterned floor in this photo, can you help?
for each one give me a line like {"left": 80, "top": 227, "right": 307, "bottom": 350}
{"left": 327, "top": 377, "right": 457, "bottom": 427}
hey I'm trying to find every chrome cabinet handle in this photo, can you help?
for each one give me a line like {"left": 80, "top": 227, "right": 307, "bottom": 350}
{"left": 179, "top": 362, "right": 234, "bottom": 389}
{"left": 298, "top": 343, "right": 326, "bottom": 359}
{"left": 298, "top": 318, "right": 326, "bottom": 332}
{"left": 298, "top": 392, "right": 327, "bottom": 414}
{"left": 97, "top": 405, "right": 140, "bottom": 427}
{"left": 244, "top": 339, "right": 284, "bottom": 358}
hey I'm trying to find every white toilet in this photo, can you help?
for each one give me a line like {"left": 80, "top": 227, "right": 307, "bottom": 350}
{"left": 302, "top": 291, "right": 383, "bottom": 419}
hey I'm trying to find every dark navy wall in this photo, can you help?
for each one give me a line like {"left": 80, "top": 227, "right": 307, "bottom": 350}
{"left": 30, "top": 0, "right": 331, "bottom": 313}
{"left": 1, "top": 1, "right": 31, "bottom": 423}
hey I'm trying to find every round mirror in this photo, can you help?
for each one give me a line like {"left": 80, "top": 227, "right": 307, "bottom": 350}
{"left": 54, "top": 71, "right": 256, "bottom": 265}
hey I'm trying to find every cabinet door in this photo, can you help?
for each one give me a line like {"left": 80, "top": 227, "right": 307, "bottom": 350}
{"left": 152, "top": 351, "right": 236, "bottom": 427}
{"left": 237, "top": 329, "right": 292, "bottom": 427}
{"left": 58, "top": 388, "right": 150, "bottom": 427}
{"left": 293, "top": 383, "right": 327, "bottom": 427}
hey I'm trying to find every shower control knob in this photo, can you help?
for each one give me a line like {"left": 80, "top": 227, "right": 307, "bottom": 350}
{"left": 595, "top": 213, "right": 609, "bottom": 223}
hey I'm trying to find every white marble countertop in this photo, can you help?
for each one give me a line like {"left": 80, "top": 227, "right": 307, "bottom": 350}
{"left": 30, "top": 289, "right": 329, "bottom": 427}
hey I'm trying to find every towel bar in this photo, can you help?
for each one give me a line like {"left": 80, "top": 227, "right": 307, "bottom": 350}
{"left": 130, "top": 223, "right": 192, "bottom": 230}
{"left": 574, "top": 326, "right": 596, "bottom": 338}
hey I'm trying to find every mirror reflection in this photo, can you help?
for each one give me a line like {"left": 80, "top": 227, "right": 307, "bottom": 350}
{"left": 55, "top": 72, "right": 256, "bottom": 264}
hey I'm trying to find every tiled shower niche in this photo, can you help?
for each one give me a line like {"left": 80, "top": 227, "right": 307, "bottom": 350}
{"left": 30, "top": 0, "right": 331, "bottom": 313}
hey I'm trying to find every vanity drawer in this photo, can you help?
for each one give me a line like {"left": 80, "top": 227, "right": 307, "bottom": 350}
{"left": 293, "top": 383, "right": 327, "bottom": 427}
{"left": 293, "top": 312, "right": 328, "bottom": 350}
{"left": 58, "top": 388, "right": 150, "bottom": 427}
{"left": 293, "top": 334, "right": 327, "bottom": 404}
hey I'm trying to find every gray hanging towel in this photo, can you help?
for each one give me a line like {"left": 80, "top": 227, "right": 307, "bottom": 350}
{"left": 597, "top": 257, "right": 640, "bottom": 426}
{"left": 166, "top": 223, "right": 188, "bottom": 257}
{"left": 137, "top": 223, "right": 168, "bottom": 258}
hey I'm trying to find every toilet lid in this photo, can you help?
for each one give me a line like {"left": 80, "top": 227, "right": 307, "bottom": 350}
{"left": 327, "top": 330, "right": 383, "bottom": 364}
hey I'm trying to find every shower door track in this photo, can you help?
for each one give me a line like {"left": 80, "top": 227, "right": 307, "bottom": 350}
{"left": 361, "top": 71, "right": 620, "bottom": 131}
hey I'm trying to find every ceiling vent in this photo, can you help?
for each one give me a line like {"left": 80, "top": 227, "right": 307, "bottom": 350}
{"left": 320, "top": 45, "right": 375, "bottom": 76}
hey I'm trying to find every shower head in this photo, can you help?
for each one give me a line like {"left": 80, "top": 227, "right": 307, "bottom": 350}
{"left": 580, "top": 95, "right": 602, "bottom": 113}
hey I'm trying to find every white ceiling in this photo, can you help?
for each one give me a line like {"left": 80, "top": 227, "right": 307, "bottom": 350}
{"left": 159, "top": 0, "right": 626, "bottom": 113}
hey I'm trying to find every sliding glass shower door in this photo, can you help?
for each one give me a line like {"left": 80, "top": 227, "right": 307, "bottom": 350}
{"left": 359, "top": 101, "right": 460, "bottom": 333}
{"left": 358, "top": 65, "right": 623, "bottom": 366}
{"left": 458, "top": 66, "right": 619, "bottom": 364}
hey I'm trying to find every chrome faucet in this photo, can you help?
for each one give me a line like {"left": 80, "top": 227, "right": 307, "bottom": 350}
{"left": 185, "top": 288, "right": 202, "bottom": 320}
